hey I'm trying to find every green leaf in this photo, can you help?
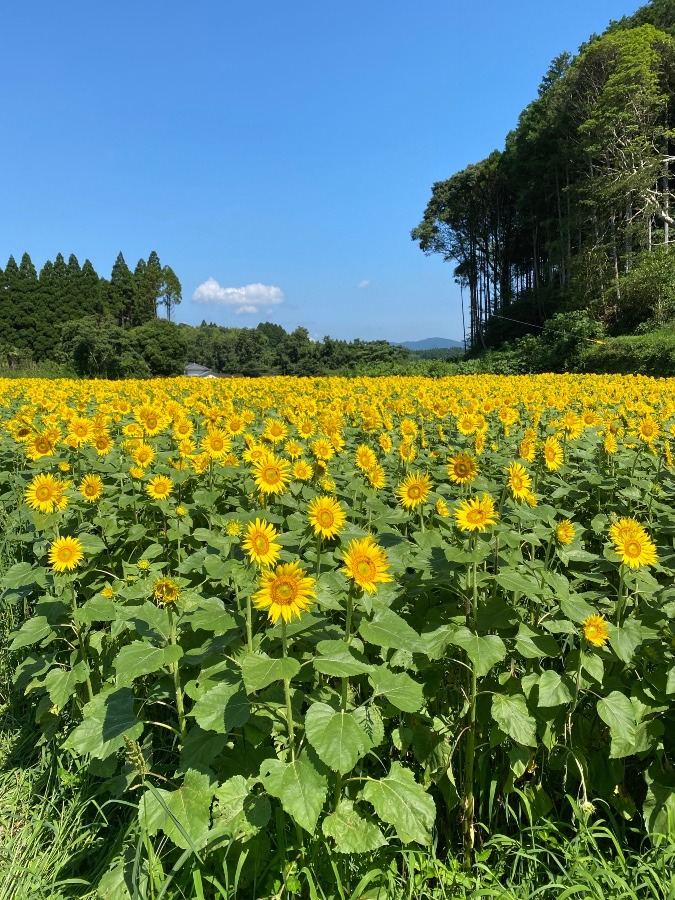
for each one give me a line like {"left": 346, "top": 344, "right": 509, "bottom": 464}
{"left": 449, "top": 627, "right": 506, "bottom": 677}
{"left": 313, "top": 639, "right": 374, "bottom": 677}
{"left": 360, "top": 762, "right": 435, "bottom": 844}
{"left": 2, "top": 561, "right": 47, "bottom": 589}
{"left": 491, "top": 693, "right": 536, "bottom": 747}
{"left": 322, "top": 800, "right": 386, "bottom": 853}
{"left": 77, "top": 533, "right": 106, "bottom": 554}
{"left": 44, "top": 661, "right": 90, "bottom": 709}
{"left": 560, "top": 596, "right": 597, "bottom": 624}
{"left": 607, "top": 620, "right": 644, "bottom": 664}
{"left": 536, "top": 670, "right": 574, "bottom": 707}
{"left": 353, "top": 703, "right": 384, "bottom": 750}
{"left": 187, "top": 598, "right": 237, "bottom": 635}
{"left": 213, "top": 775, "right": 271, "bottom": 841}
{"left": 304, "top": 702, "right": 370, "bottom": 773}
{"left": 597, "top": 691, "right": 662, "bottom": 758}
{"left": 74, "top": 596, "right": 117, "bottom": 625}
{"left": 63, "top": 687, "right": 143, "bottom": 759}
{"left": 241, "top": 652, "right": 301, "bottom": 693}
{"left": 495, "top": 570, "right": 540, "bottom": 598}
{"left": 10, "top": 616, "right": 55, "bottom": 651}
{"left": 113, "top": 641, "right": 183, "bottom": 685}
{"left": 515, "top": 623, "right": 560, "bottom": 659}
{"left": 139, "top": 769, "right": 215, "bottom": 851}
{"left": 260, "top": 751, "right": 328, "bottom": 833}
{"left": 359, "top": 602, "right": 425, "bottom": 652}
{"left": 369, "top": 667, "right": 424, "bottom": 713}
{"left": 191, "top": 680, "right": 250, "bottom": 734}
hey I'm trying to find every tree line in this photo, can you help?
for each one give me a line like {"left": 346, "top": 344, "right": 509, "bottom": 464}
{"left": 412, "top": 0, "right": 675, "bottom": 349}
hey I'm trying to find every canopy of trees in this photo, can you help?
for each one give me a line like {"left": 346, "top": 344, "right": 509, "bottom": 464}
{"left": 412, "top": 0, "right": 675, "bottom": 348}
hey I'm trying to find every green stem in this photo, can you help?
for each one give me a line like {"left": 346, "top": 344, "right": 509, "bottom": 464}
{"left": 71, "top": 583, "right": 94, "bottom": 703}
{"left": 616, "top": 563, "right": 627, "bottom": 627}
{"left": 315, "top": 532, "right": 322, "bottom": 578}
{"left": 463, "top": 536, "right": 478, "bottom": 868}
{"left": 334, "top": 588, "right": 355, "bottom": 807}
{"left": 281, "top": 620, "right": 296, "bottom": 762}
{"left": 167, "top": 606, "right": 186, "bottom": 739}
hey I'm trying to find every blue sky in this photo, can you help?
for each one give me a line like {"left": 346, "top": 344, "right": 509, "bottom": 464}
{"left": 1, "top": 0, "right": 643, "bottom": 343}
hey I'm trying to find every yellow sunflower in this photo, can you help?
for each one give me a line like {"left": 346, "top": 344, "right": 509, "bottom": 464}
{"left": 355, "top": 444, "right": 377, "bottom": 472}
{"left": 79, "top": 474, "right": 104, "bottom": 503}
{"left": 201, "top": 429, "right": 231, "bottom": 459}
{"left": 555, "top": 520, "right": 576, "bottom": 545}
{"left": 454, "top": 493, "right": 498, "bottom": 532}
{"left": 367, "top": 464, "right": 386, "bottom": 490}
{"left": 582, "top": 614, "right": 609, "bottom": 647}
{"left": 507, "top": 462, "right": 532, "bottom": 501}
{"left": 242, "top": 518, "right": 282, "bottom": 567}
{"left": 447, "top": 452, "right": 477, "bottom": 485}
{"left": 25, "top": 473, "right": 66, "bottom": 514}
{"left": 543, "top": 436, "right": 564, "bottom": 471}
{"left": 341, "top": 535, "right": 393, "bottom": 594}
{"left": 132, "top": 443, "right": 155, "bottom": 468}
{"left": 307, "top": 496, "right": 346, "bottom": 539}
{"left": 613, "top": 529, "right": 658, "bottom": 569}
{"left": 48, "top": 536, "right": 84, "bottom": 573}
{"left": 435, "top": 498, "right": 450, "bottom": 518}
{"left": 292, "top": 459, "right": 314, "bottom": 481}
{"left": 253, "top": 561, "right": 316, "bottom": 623}
{"left": 253, "top": 453, "right": 291, "bottom": 495}
{"left": 146, "top": 475, "right": 174, "bottom": 501}
{"left": 153, "top": 577, "right": 180, "bottom": 604}
{"left": 396, "top": 471, "right": 432, "bottom": 510}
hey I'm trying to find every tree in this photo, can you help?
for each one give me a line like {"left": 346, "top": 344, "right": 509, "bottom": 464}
{"left": 159, "top": 266, "right": 181, "bottom": 321}
{"left": 107, "top": 252, "right": 136, "bottom": 327}
{"left": 130, "top": 319, "right": 188, "bottom": 376}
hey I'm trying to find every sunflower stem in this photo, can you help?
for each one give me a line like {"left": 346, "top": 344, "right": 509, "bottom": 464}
{"left": 463, "top": 535, "right": 479, "bottom": 869}
{"left": 334, "top": 587, "right": 355, "bottom": 808}
{"left": 616, "top": 563, "right": 627, "bottom": 627}
{"left": 245, "top": 591, "right": 253, "bottom": 652}
{"left": 71, "top": 583, "right": 94, "bottom": 703}
{"left": 315, "top": 532, "right": 322, "bottom": 578}
{"left": 167, "top": 605, "right": 186, "bottom": 740}
{"left": 281, "top": 619, "right": 296, "bottom": 762}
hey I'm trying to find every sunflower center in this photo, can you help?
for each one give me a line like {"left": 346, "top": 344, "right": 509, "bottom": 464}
{"left": 58, "top": 546, "right": 75, "bottom": 562}
{"left": 36, "top": 486, "right": 52, "bottom": 501}
{"left": 253, "top": 534, "right": 269, "bottom": 553}
{"left": 272, "top": 578, "right": 297, "bottom": 605}
{"left": 625, "top": 539, "right": 641, "bottom": 558}
{"left": 408, "top": 485, "right": 422, "bottom": 499}
{"left": 511, "top": 476, "right": 523, "bottom": 490}
{"left": 146, "top": 416, "right": 158, "bottom": 430}
{"left": 467, "top": 509, "right": 486, "bottom": 524}
{"left": 317, "top": 509, "right": 334, "bottom": 527}
{"left": 262, "top": 466, "right": 280, "bottom": 484}
{"left": 355, "top": 557, "right": 376, "bottom": 579}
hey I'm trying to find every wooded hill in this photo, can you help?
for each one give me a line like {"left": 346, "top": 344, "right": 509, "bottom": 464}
{"left": 412, "top": 0, "right": 675, "bottom": 352}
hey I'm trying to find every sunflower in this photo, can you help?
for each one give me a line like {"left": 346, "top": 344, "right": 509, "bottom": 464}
{"left": 436, "top": 498, "right": 450, "bottom": 518}
{"left": 447, "top": 452, "right": 477, "bottom": 485}
{"left": 582, "top": 614, "right": 609, "bottom": 647}
{"left": 93, "top": 431, "right": 114, "bottom": 455}
{"left": 79, "top": 474, "right": 104, "bottom": 503}
{"left": 68, "top": 417, "right": 93, "bottom": 446}
{"left": 355, "top": 444, "right": 377, "bottom": 472}
{"left": 608, "top": 517, "right": 642, "bottom": 545}
{"left": 253, "top": 561, "right": 316, "bottom": 623}
{"left": 396, "top": 471, "right": 432, "bottom": 510}
{"left": 153, "top": 577, "right": 180, "bottom": 604}
{"left": 555, "top": 520, "right": 576, "bottom": 545}
{"left": 378, "top": 433, "right": 393, "bottom": 454}
{"left": 507, "top": 462, "right": 532, "bottom": 501}
{"left": 308, "top": 496, "right": 346, "bottom": 539}
{"left": 262, "top": 419, "right": 288, "bottom": 443}
{"left": 25, "top": 432, "right": 55, "bottom": 461}
{"left": 284, "top": 440, "right": 303, "bottom": 459}
{"left": 292, "top": 459, "right": 313, "bottom": 481}
{"left": 242, "top": 518, "right": 282, "bottom": 567}
{"left": 310, "top": 438, "right": 334, "bottom": 461}
{"left": 226, "top": 520, "right": 242, "bottom": 536}
{"left": 613, "top": 529, "right": 658, "bottom": 569}
{"left": 133, "top": 443, "right": 155, "bottom": 468}
{"left": 146, "top": 475, "right": 174, "bottom": 501}
{"left": 454, "top": 493, "right": 498, "bottom": 532}
{"left": 253, "top": 453, "right": 291, "bottom": 495}
{"left": 25, "top": 473, "right": 66, "bottom": 514}
{"left": 456, "top": 414, "right": 477, "bottom": 436}
{"left": 637, "top": 416, "right": 659, "bottom": 444}
{"left": 398, "top": 440, "right": 417, "bottom": 463}
{"left": 201, "top": 429, "right": 231, "bottom": 459}
{"left": 48, "top": 536, "right": 84, "bottom": 573}
{"left": 367, "top": 464, "right": 386, "bottom": 490}
{"left": 543, "top": 436, "right": 564, "bottom": 471}
{"left": 341, "top": 535, "right": 393, "bottom": 594}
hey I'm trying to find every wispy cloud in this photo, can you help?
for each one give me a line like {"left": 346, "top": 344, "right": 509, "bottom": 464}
{"left": 192, "top": 278, "right": 285, "bottom": 314}
{"left": 357, "top": 279, "right": 371, "bottom": 289}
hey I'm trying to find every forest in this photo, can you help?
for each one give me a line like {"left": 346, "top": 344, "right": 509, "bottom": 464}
{"left": 412, "top": 0, "right": 675, "bottom": 354}
{"left": 0, "top": 251, "right": 412, "bottom": 378}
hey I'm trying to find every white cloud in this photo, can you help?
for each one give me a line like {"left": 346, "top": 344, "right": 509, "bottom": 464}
{"left": 358, "top": 279, "right": 371, "bottom": 289}
{"left": 192, "top": 278, "right": 285, "bottom": 314}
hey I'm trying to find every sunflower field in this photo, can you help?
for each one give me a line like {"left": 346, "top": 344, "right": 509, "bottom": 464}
{"left": 1, "top": 374, "right": 674, "bottom": 898}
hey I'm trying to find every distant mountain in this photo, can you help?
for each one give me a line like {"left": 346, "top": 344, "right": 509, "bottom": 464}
{"left": 397, "top": 337, "right": 464, "bottom": 350}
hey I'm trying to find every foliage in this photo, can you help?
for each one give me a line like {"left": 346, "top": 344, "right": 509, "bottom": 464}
{"left": 0, "top": 374, "right": 674, "bottom": 896}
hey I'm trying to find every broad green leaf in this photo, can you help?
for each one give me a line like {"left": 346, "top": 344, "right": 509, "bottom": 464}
{"left": 449, "top": 627, "right": 506, "bottom": 677}
{"left": 118, "top": 601, "right": 171, "bottom": 643}
{"left": 2, "top": 561, "right": 47, "bottom": 589}
{"left": 260, "top": 752, "right": 328, "bottom": 833}
{"left": 139, "top": 769, "right": 215, "bottom": 851}
{"left": 113, "top": 641, "right": 183, "bottom": 685}
{"left": 515, "top": 623, "right": 560, "bottom": 659}
{"left": 304, "top": 702, "right": 370, "bottom": 773}
{"left": 191, "top": 680, "right": 250, "bottom": 733}
{"left": 491, "top": 693, "right": 536, "bottom": 747}
{"left": 213, "top": 775, "right": 271, "bottom": 841}
{"left": 667, "top": 666, "right": 675, "bottom": 696}
{"left": 10, "top": 616, "right": 55, "bottom": 651}
{"left": 322, "top": 800, "right": 386, "bottom": 853}
{"left": 74, "top": 596, "right": 117, "bottom": 625}
{"left": 643, "top": 764, "right": 675, "bottom": 838}
{"left": 63, "top": 687, "right": 142, "bottom": 759}
{"left": 369, "top": 667, "right": 424, "bottom": 713}
{"left": 353, "top": 703, "right": 384, "bottom": 750}
{"left": 536, "top": 670, "right": 574, "bottom": 707}
{"left": 560, "top": 596, "right": 597, "bottom": 624}
{"left": 581, "top": 651, "right": 604, "bottom": 684}
{"left": 495, "top": 570, "right": 540, "bottom": 598}
{"left": 241, "top": 652, "right": 300, "bottom": 693}
{"left": 313, "top": 640, "right": 374, "bottom": 676}
{"left": 44, "top": 661, "right": 90, "bottom": 709}
{"left": 187, "top": 598, "right": 237, "bottom": 635}
{"left": 360, "top": 762, "right": 435, "bottom": 845}
{"left": 77, "top": 533, "right": 106, "bottom": 554}
{"left": 596, "top": 691, "right": 662, "bottom": 758}
{"left": 607, "top": 620, "right": 643, "bottom": 664}
{"left": 359, "top": 602, "right": 425, "bottom": 653}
